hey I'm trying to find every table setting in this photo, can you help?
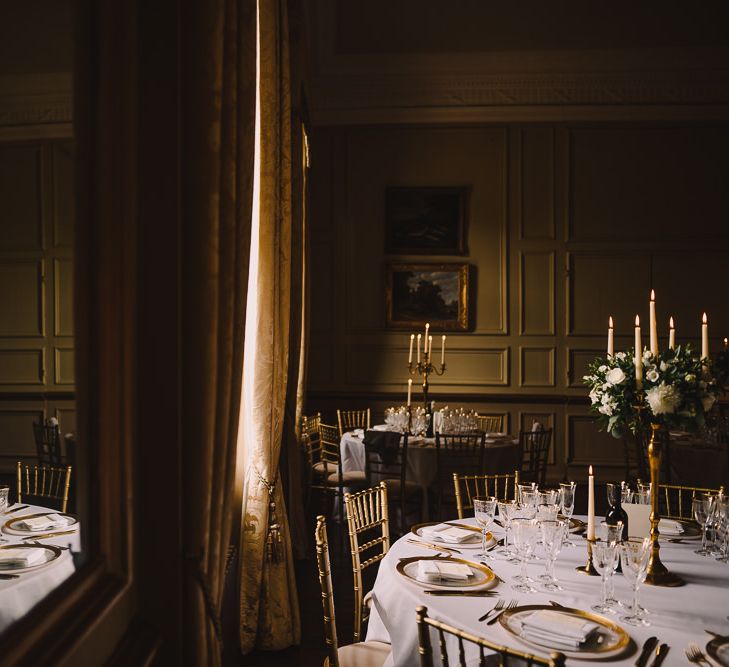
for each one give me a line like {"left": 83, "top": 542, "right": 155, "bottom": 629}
{"left": 0, "top": 500, "right": 80, "bottom": 632}
{"left": 365, "top": 482, "right": 729, "bottom": 667}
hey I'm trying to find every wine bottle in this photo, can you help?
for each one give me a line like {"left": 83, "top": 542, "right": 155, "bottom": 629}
{"left": 605, "top": 483, "right": 629, "bottom": 542}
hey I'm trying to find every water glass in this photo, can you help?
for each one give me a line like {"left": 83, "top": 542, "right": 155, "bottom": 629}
{"left": 0, "top": 485, "right": 8, "bottom": 514}
{"left": 473, "top": 497, "right": 497, "bottom": 558}
{"left": 636, "top": 482, "right": 652, "bottom": 505}
{"left": 714, "top": 498, "right": 729, "bottom": 563}
{"left": 539, "top": 519, "right": 566, "bottom": 591}
{"left": 620, "top": 538, "right": 652, "bottom": 626}
{"left": 559, "top": 482, "right": 576, "bottom": 545}
{"left": 693, "top": 494, "right": 717, "bottom": 556}
{"left": 592, "top": 541, "right": 619, "bottom": 613}
{"left": 496, "top": 499, "right": 517, "bottom": 560}
{"left": 511, "top": 518, "right": 539, "bottom": 593}
{"left": 518, "top": 482, "right": 537, "bottom": 504}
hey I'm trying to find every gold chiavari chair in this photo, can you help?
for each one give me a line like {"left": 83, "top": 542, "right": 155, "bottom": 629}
{"left": 337, "top": 408, "right": 371, "bottom": 439}
{"left": 300, "top": 412, "right": 322, "bottom": 467}
{"left": 453, "top": 471, "right": 520, "bottom": 519}
{"left": 345, "top": 483, "right": 390, "bottom": 642}
{"left": 475, "top": 414, "right": 503, "bottom": 434}
{"left": 315, "top": 516, "right": 391, "bottom": 667}
{"left": 311, "top": 423, "right": 367, "bottom": 530}
{"left": 637, "top": 479, "right": 725, "bottom": 520}
{"left": 16, "top": 461, "right": 72, "bottom": 513}
{"left": 415, "top": 606, "right": 566, "bottom": 667}
{"left": 433, "top": 432, "right": 486, "bottom": 520}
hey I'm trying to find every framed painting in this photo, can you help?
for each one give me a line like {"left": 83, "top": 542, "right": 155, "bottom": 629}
{"left": 385, "top": 186, "right": 468, "bottom": 255}
{"left": 385, "top": 263, "right": 470, "bottom": 330}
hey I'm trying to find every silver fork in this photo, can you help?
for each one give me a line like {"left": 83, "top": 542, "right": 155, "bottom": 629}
{"left": 478, "top": 598, "right": 504, "bottom": 622}
{"left": 686, "top": 643, "right": 712, "bottom": 667}
{"left": 486, "top": 599, "right": 518, "bottom": 625}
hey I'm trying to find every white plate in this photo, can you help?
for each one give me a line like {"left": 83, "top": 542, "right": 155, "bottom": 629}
{"left": 411, "top": 522, "right": 494, "bottom": 549}
{"left": 0, "top": 543, "right": 63, "bottom": 573}
{"left": 3, "top": 512, "right": 79, "bottom": 536}
{"left": 499, "top": 605, "right": 632, "bottom": 660}
{"left": 396, "top": 556, "right": 496, "bottom": 590}
{"left": 707, "top": 635, "right": 729, "bottom": 667}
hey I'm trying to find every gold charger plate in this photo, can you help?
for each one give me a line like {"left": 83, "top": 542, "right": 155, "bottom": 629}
{"left": 396, "top": 555, "right": 496, "bottom": 589}
{"left": 707, "top": 635, "right": 729, "bottom": 667}
{"left": 499, "top": 604, "right": 632, "bottom": 660}
{"left": 0, "top": 543, "right": 64, "bottom": 573}
{"left": 410, "top": 522, "right": 492, "bottom": 548}
{"left": 3, "top": 512, "right": 80, "bottom": 536}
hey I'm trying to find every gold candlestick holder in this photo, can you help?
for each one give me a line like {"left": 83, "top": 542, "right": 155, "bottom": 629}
{"left": 576, "top": 537, "right": 599, "bottom": 576}
{"left": 644, "top": 422, "right": 684, "bottom": 587}
{"left": 408, "top": 343, "right": 446, "bottom": 436}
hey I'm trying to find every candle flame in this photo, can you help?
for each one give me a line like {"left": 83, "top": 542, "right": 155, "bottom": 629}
{"left": 410, "top": 333, "right": 414, "bottom": 339}
{"left": 669, "top": 316, "right": 674, "bottom": 328}
{"left": 650, "top": 289, "right": 655, "bottom": 301}
{"left": 408, "top": 378, "right": 412, "bottom": 385}
{"left": 589, "top": 465, "right": 593, "bottom": 475}
{"left": 724, "top": 337, "right": 728, "bottom": 346}
{"left": 703, "top": 312, "right": 708, "bottom": 324}
{"left": 635, "top": 315, "right": 640, "bottom": 326}
{"left": 609, "top": 316, "right": 613, "bottom": 328}
{"left": 442, "top": 335, "right": 446, "bottom": 341}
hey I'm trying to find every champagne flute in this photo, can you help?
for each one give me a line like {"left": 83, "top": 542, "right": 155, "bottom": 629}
{"left": 539, "top": 519, "right": 566, "bottom": 590}
{"left": 511, "top": 518, "right": 539, "bottom": 593}
{"left": 620, "top": 538, "right": 651, "bottom": 626}
{"left": 473, "top": 496, "right": 497, "bottom": 558}
{"left": 559, "top": 482, "right": 576, "bottom": 546}
{"left": 693, "top": 494, "right": 716, "bottom": 556}
{"left": 598, "top": 520, "right": 623, "bottom": 609}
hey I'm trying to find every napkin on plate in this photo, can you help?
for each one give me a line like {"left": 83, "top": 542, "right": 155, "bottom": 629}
{"left": 0, "top": 547, "right": 46, "bottom": 569}
{"left": 416, "top": 560, "right": 473, "bottom": 583}
{"left": 352, "top": 428, "right": 365, "bottom": 438}
{"left": 520, "top": 610, "right": 599, "bottom": 649}
{"left": 16, "top": 513, "right": 71, "bottom": 532}
{"left": 658, "top": 518, "right": 684, "bottom": 535}
{"left": 420, "top": 523, "right": 477, "bottom": 544}
{"left": 372, "top": 424, "right": 389, "bottom": 431}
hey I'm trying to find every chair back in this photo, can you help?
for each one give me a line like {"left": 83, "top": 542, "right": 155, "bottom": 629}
{"left": 337, "top": 409, "right": 371, "bottom": 438}
{"left": 345, "top": 483, "right": 390, "bottom": 642}
{"left": 434, "top": 432, "right": 485, "bottom": 517}
{"left": 650, "top": 481, "right": 726, "bottom": 520}
{"left": 300, "top": 412, "right": 322, "bottom": 466}
{"left": 453, "top": 471, "right": 520, "bottom": 519}
{"left": 17, "top": 461, "right": 72, "bottom": 512}
{"left": 32, "top": 419, "right": 64, "bottom": 467}
{"left": 475, "top": 414, "right": 503, "bottom": 434}
{"left": 317, "top": 422, "right": 342, "bottom": 474}
{"left": 415, "top": 606, "right": 565, "bottom": 667}
{"left": 315, "top": 516, "right": 340, "bottom": 667}
{"left": 519, "top": 428, "right": 552, "bottom": 487}
{"left": 363, "top": 430, "right": 407, "bottom": 488}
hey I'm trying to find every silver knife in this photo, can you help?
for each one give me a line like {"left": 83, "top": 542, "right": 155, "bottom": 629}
{"left": 635, "top": 636, "right": 659, "bottom": 667}
{"left": 650, "top": 643, "right": 669, "bottom": 667}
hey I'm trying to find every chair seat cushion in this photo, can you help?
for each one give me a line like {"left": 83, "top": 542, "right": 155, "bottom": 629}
{"left": 326, "top": 470, "right": 368, "bottom": 486}
{"left": 380, "top": 478, "right": 419, "bottom": 497}
{"left": 330, "top": 641, "right": 391, "bottom": 667}
{"left": 313, "top": 461, "right": 337, "bottom": 475}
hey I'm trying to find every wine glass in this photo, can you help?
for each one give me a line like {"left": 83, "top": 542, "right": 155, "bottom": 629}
{"left": 693, "top": 494, "right": 716, "bottom": 556}
{"left": 0, "top": 485, "right": 9, "bottom": 544}
{"left": 539, "top": 519, "right": 566, "bottom": 591}
{"left": 620, "top": 538, "right": 652, "bottom": 626}
{"left": 496, "top": 499, "right": 517, "bottom": 561}
{"left": 714, "top": 498, "right": 729, "bottom": 563}
{"left": 559, "top": 482, "right": 576, "bottom": 545}
{"left": 473, "top": 497, "right": 497, "bottom": 558}
{"left": 511, "top": 518, "right": 539, "bottom": 593}
{"left": 592, "top": 541, "right": 619, "bottom": 613}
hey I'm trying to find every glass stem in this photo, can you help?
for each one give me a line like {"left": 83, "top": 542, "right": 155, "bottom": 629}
{"left": 632, "top": 584, "right": 640, "bottom": 616}
{"left": 520, "top": 553, "right": 528, "bottom": 581}
{"left": 601, "top": 573, "right": 608, "bottom": 607}
{"left": 482, "top": 527, "right": 487, "bottom": 553}
{"left": 702, "top": 520, "right": 708, "bottom": 552}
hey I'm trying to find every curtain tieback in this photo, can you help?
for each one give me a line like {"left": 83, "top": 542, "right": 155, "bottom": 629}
{"left": 255, "top": 469, "right": 283, "bottom": 563}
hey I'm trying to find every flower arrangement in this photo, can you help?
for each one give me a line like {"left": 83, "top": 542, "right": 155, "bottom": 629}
{"left": 584, "top": 344, "right": 727, "bottom": 439}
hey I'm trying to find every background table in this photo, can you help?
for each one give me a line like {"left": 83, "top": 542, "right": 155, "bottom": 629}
{"left": 366, "top": 516, "right": 729, "bottom": 666}
{"left": 0, "top": 503, "right": 80, "bottom": 633}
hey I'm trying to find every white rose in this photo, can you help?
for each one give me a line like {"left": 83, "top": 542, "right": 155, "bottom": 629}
{"left": 589, "top": 388, "right": 600, "bottom": 405}
{"left": 643, "top": 350, "right": 651, "bottom": 363}
{"left": 660, "top": 361, "right": 668, "bottom": 371}
{"left": 616, "top": 352, "right": 626, "bottom": 360}
{"left": 605, "top": 367, "right": 626, "bottom": 386}
{"left": 598, "top": 365, "right": 608, "bottom": 373}
{"left": 645, "top": 382, "right": 680, "bottom": 415}
{"left": 646, "top": 369, "right": 659, "bottom": 382}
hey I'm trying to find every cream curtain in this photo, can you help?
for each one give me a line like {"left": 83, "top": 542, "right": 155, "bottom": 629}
{"left": 179, "top": 0, "right": 256, "bottom": 664}
{"left": 239, "top": 0, "right": 301, "bottom": 652}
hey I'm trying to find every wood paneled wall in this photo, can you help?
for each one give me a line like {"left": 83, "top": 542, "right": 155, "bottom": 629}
{"left": 0, "top": 140, "right": 75, "bottom": 473}
{"left": 307, "top": 123, "right": 729, "bottom": 482}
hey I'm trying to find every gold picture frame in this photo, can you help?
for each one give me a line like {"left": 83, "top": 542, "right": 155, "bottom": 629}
{"left": 385, "top": 262, "right": 470, "bottom": 331}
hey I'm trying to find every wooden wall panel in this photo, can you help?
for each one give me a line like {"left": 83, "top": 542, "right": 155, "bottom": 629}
{"left": 0, "top": 407, "right": 43, "bottom": 461}
{"left": 52, "top": 142, "right": 74, "bottom": 248}
{"left": 54, "top": 258, "right": 74, "bottom": 336}
{"left": 521, "top": 128, "right": 554, "bottom": 240}
{"left": 568, "top": 348, "right": 605, "bottom": 388}
{"left": 0, "top": 349, "right": 44, "bottom": 384}
{"left": 54, "top": 347, "right": 75, "bottom": 384}
{"left": 566, "top": 413, "right": 623, "bottom": 469}
{"left": 0, "top": 144, "right": 43, "bottom": 251}
{"left": 0, "top": 260, "right": 44, "bottom": 337}
{"left": 520, "top": 250, "right": 554, "bottom": 335}
{"left": 520, "top": 347, "right": 555, "bottom": 387}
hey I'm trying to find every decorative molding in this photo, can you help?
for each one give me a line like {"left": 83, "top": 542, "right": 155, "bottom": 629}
{"left": 307, "top": 389, "right": 590, "bottom": 405}
{"left": 0, "top": 74, "right": 73, "bottom": 128}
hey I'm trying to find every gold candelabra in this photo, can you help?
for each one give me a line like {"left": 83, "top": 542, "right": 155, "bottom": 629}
{"left": 408, "top": 332, "right": 446, "bottom": 437}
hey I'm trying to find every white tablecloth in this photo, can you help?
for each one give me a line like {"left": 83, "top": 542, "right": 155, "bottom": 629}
{"left": 0, "top": 503, "right": 80, "bottom": 632}
{"left": 366, "top": 516, "right": 729, "bottom": 666}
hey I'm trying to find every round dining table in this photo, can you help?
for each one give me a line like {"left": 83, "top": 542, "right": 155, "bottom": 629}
{"left": 365, "top": 515, "right": 729, "bottom": 666}
{"left": 0, "top": 503, "right": 80, "bottom": 633}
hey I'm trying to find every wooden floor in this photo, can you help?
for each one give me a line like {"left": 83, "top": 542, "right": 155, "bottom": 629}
{"left": 231, "top": 482, "right": 603, "bottom": 666}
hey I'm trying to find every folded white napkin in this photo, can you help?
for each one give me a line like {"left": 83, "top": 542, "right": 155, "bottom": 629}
{"left": 372, "top": 424, "right": 389, "bottom": 431}
{"left": 17, "top": 513, "right": 71, "bottom": 532}
{"left": 520, "top": 611, "right": 599, "bottom": 649}
{"left": 352, "top": 428, "right": 364, "bottom": 438}
{"left": 658, "top": 518, "right": 684, "bottom": 535}
{"left": 416, "top": 560, "right": 473, "bottom": 583}
{"left": 0, "top": 547, "right": 46, "bottom": 568}
{"left": 420, "top": 523, "right": 477, "bottom": 544}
